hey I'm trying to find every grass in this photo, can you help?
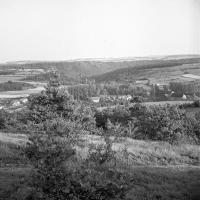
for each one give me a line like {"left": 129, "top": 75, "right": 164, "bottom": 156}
{"left": 126, "top": 166, "right": 200, "bottom": 200}
{"left": 80, "top": 135, "right": 200, "bottom": 166}
{"left": 0, "top": 167, "right": 30, "bottom": 200}
{"left": 185, "top": 107, "right": 200, "bottom": 118}
{"left": 0, "top": 132, "right": 200, "bottom": 199}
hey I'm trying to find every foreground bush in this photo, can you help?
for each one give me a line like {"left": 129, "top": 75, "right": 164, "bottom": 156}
{"left": 21, "top": 72, "right": 131, "bottom": 199}
{"left": 24, "top": 122, "right": 130, "bottom": 200}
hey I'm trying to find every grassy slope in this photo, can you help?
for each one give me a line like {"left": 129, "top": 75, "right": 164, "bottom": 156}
{"left": 0, "top": 132, "right": 200, "bottom": 199}
{"left": 93, "top": 58, "right": 200, "bottom": 84}
{"left": 80, "top": 135, "right": 200, "bottom": 166}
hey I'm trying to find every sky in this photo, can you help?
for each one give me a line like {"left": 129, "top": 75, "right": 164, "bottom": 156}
{"left": 0, "top": 0, "right": 199, "bottom": 62}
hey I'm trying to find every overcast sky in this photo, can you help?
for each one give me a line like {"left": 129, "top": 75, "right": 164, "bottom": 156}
{"left": 0, "top": 0, "right": 199, "bottom": 62}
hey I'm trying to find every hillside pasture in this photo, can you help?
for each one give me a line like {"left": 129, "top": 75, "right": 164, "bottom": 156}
{"left": 93, "top": 62, "right": 200, "bottom": 85}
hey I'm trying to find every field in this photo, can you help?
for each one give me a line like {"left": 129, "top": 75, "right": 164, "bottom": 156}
{"left": 0, "top": 132, "right": 200, "bottom": 200}
{"left": 0, "top": 86, "right": 45, "bottom": 99}
{"left": 0, "top": 75, "right": 25, "bottom": 83}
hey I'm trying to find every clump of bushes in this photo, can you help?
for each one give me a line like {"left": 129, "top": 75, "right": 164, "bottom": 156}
{"left": 129, "top": 104, "right": 186, "bottom": 142}
{"left": 24, "top": 125, "right": 130, "bottom": 200}
{"left": 94, "top": 103, "right": 200, "bottom": 144}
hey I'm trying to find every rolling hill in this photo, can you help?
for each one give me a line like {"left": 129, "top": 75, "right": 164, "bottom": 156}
{"left": 1, "top": 55, "right": 200, "bottom": 83}
{"left": 92, "top": 56, "right": 200, "bottom": 84}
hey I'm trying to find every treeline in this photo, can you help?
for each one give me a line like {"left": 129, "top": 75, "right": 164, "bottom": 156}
{"left": 95, "top": 103, "right": 200, "bottom": 143}
{"left": 169, "top": 81, "right": 200, "bottom": 96}
{"left": 67, "top": 81, "right": 150, "bottom": 101}
{"left": 0, "top": 70, "right": 17, "bottom": 75}
{"left": 0, "top": 81, "right": 34, "bottom": 91}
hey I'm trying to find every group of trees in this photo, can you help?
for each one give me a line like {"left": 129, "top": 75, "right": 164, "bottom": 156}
{"left": 95, "top": 103, "right": 200, "bottom": 143}
{"left": 68, "top": 80, "right": 99, "bottom": 101}
{"left": 67, "top": 80, "right": 150, "bottom": 103}
{"left": 169, "top": 81, "right": 200, "bottom": 96}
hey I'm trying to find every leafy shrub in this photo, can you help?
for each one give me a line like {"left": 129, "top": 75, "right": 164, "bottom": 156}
{"left": 95, "top": 106, "right": 131, "bottom": 129}
{"left": 129, "top": 104, "right": 186, "bottom": 142}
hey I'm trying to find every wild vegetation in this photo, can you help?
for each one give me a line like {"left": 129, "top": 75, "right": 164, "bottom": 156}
{"left": 0, "top": 70, "right": 200, "bottom": 199}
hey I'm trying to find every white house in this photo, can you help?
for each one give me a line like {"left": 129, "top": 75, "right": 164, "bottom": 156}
{"left": 91, "top": 97, "right": 100, "bottom": 103}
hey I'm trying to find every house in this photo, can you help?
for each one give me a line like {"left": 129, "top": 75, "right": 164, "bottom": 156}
{"left": 91, "top": 97, "right": 100, "bottom": 103}
{"left": 182, "top": 94, "right": 187, "bottom": 100}
{"left": 21, "top": 98, "right": 28, "bottom": 104}
{"left": 135, "top": 79, "right": 150, "bottom": 85}
{"left": 12, "top": 100, "right": 21, "bottom": 107}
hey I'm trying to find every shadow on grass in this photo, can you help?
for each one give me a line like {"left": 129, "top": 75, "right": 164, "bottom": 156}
{"left": 0, "top": 166, "right": 199, "bottom": 200}
{"left": 126, "top": 166, "right": 200, "bottom": 200}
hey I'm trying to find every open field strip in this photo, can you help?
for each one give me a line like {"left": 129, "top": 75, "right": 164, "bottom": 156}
{"left": 0, "top": 86, "right": 45, "bottom": 99}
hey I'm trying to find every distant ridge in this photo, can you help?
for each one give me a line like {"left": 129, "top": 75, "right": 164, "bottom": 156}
{"left": 1, "top": 55, "right": 200, "bottom": 80}
{"left": 2, "top": 54, "right": 200, "bottom": 64}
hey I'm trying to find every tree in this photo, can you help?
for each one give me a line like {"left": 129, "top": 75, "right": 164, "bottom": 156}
{"left": 130, "top": 104, "right": 186, "bottom": 142}
{"left": 27, "top": 71, "right": 75, "bottom": 123}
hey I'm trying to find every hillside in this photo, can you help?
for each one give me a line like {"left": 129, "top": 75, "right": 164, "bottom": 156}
{"left": 0, "top": 55, "right": 199, "bottom": 81}
{"left": 92, "top": 57, "right": 200, "bottom": 84}
{"left": 0, "top": 60, "right": 127, "bottom": 79}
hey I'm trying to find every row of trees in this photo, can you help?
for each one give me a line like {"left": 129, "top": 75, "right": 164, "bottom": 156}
{"left": 67, "top": 80, "right": 150, "bottom": 101}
